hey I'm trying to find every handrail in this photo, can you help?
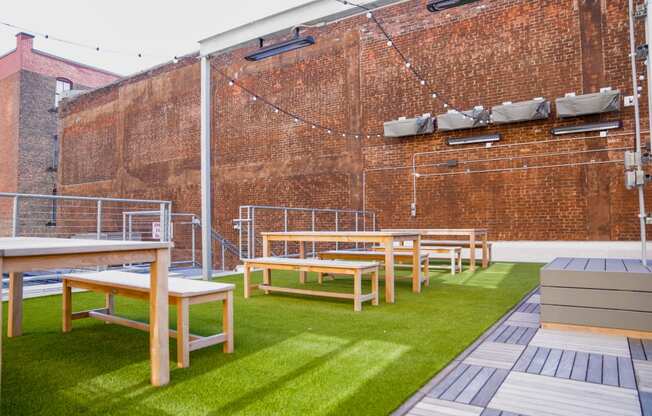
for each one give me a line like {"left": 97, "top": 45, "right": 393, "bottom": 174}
{"left": 0, "top": 192, "right": 171, "bottom": 205}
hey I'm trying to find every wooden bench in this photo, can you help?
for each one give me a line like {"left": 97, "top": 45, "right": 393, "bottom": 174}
{"left": 421, "top": 240, "right": 492, "bottom": 268}
{"left": 371, "top": 246, "right": 462, "bottom": 274}
{"left": 62, "top": 271, "right": 235, "bottom": 368}
{"left": 243, "top": 257, "right": 379, "bottom": 312}
{"left": 318, "top": 250, "right": 430, "bottom": 287}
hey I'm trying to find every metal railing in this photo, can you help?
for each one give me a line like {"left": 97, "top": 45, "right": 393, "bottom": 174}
{"left": 233, "top": 205, "right": 376, "bottom": 260}
{"left": 0, "top": 193, "right": 172, "bottom": 242}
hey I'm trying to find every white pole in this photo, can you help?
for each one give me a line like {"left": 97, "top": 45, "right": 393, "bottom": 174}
{"left": 200, "top": 56, "right": 213, "bottom": 280}
{"left": 648, "top": 0, "right": 652, "bottom": 151}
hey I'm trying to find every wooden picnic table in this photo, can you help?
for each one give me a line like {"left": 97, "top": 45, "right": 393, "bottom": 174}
{"left": 383, "top": 229, "right": 489, "bottom": 271}
{"left": 0, "top": 237, "right": 172, "bottom": 390}
{"left": 261, "top": 231, "right": 422, "bottom": 303}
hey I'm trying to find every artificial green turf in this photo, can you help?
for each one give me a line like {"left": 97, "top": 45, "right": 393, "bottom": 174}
{"left": 1, "top": 263, "right": 539, "bottom": 415}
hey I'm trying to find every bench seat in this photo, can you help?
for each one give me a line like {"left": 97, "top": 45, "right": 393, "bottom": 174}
{"left": 243, "top": 257, "right": 379, "bottom": 311}
{"left": 370, "top": 246, "right": 462, "bottom": 274}
{"left": 317, "top": 250, "right": 430, "bottom": 285}
{"left": 62, "top": 271, "right": 234, "bottom": 368}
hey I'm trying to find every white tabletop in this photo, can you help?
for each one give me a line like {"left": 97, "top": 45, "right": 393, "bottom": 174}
{"left": 261, "top": 231, "right": 419, "bottom": 237}
{"left": 0, "top": 237, "right": 171, "bottom": 257}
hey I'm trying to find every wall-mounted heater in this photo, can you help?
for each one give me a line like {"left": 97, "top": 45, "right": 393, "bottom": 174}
{"left": 551, "top": 121, "right": 622, "bottom": 136}
{"left": 383, "top": 114, "right": 435, "bottom": 138}
{"left": 447, "top": 133, "right": 501, "bottom": 146}
{"left": 492, "top": 98, "right": 551, "bottom": 124}
{"left": 426, "top": 0, "right": 479, "bottom": 12}
{"left": 555, "top": 89, "right": 621, "bottom": 118}
{"left": 437, "top": 107, "right": 490, "bottom": 132}
{"left": 245, "top": 30, "right": 315, "bottom": 61}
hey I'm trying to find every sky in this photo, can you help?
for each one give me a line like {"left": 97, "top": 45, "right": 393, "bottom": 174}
{"left": 1, "top": 0, "right": 311, "bottom": 76}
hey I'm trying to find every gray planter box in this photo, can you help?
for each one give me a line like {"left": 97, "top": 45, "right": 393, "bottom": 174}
{"left": 555, "top": 90, "right": 621, "bottom": 118}
{"left": 492, "top": 99, "right": 551, "bottom": 124}
{"left": 383, "top": 115, "right": 435, "bottom": 138}
{"left": 437, "top": 107, "right": 490, "bottom": 132}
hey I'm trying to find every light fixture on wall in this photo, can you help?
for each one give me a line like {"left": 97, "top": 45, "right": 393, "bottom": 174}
{"left": 550, "top": 121, "right": 622, "bottom": 135}
{"left": 426, "top": 0, "right": 479, "bottom": 12}
{"left": 245, "top": 29, "right": 315, "bottom": 61}
{"left": 447, "top": 133, "right": 501, "bottom": 146}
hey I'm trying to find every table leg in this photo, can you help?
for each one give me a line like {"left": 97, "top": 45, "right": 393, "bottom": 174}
{"left": 299, "top": 242, "right": 307, "bottom": 284}
{"left": 223, "top": 291, "right": 234, "bottom": 353}
{"left": 371, "top": 270, "right": 379, "bottom": 306}
{"left": 412, "top": 237, "right": 421, "bottom": 293}
{"left": 150, "top": 248, "right": 170, "bottom": 386}
{"left": 353, "top": 270, "right": 362, "bottom": 312}
{"left": 62, "top": 279, "right": 72, "bottom": 333}
{"left": 8, "top": 272, "right": 23, "bottom": 337}
{"left": 262, "top": 236, "right": 271, "bottom": 287}
{"left": 469, "top": 232, "right": 477, "bottom": 272}
{"left": 482, "top": 233, "right": 489, "bottom": 268}
{"left": 177, "top": 298, "right": 190, "bottom": 368}
{"left": 384, "top": 239, "right": 395, "bottom": 304}
{"left": 423, "top": 256, "right": 430, "bottom": 286}
{"left": 243, "top": 264, "right": 251, "bottom": 298}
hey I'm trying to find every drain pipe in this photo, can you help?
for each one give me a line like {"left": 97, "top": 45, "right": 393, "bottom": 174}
{"left": 628, "top": 0, "right": 647, "bottom": 265}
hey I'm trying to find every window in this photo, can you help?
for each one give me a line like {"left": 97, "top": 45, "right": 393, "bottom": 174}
{"left": 54, "top": 78, "right": 72, "bottom": 107}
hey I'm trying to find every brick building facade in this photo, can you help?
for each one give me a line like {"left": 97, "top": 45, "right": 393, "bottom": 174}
{"left": 59, "top": 0, "right": 650, "bottom": 267}
{"left": 0, "top": 32, "right": 119, "bottom": 199}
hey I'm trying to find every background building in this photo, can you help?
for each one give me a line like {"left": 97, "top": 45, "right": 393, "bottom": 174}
{"left": 58, "top": 0, "right": 648, "bottom": 268}
{"left": 0, "top": 32, "right": 120, "bottom": 200}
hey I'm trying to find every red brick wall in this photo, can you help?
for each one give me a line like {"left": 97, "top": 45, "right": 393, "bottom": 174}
{"left": 59, "top": 0, "right": 650, "bottom": 261}
{"left": 0, "top": 72, "right": 20, "bottom": 193}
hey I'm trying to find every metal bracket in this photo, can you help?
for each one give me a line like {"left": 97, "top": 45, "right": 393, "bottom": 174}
{"left": 637, "top": 44, "right": 649, "bottom": 60}
{"left": 636, "top": 3, "right": 647, "bottom": 18}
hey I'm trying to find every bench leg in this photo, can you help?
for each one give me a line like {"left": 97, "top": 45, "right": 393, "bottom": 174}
{"left": 451, "top": 254, "right": 456, "bottom": 275}
{"left": 482, "top": 236, "right": 489, "bottom": 269}
{"left": 263, "top": 266, "right": 271, "bottom": 295}
{"left": 457, "top": 251, "right": 463, "bottom": 273}
{"left": 318, "top": 272, "right": 324, "bottom": 285}
{"left": 104, "top": 293, "right": 115, "bottom": 324}
{"left": 223, "top": 291, "right": 234, "bottom": 353}
{"left": 422, "top": 259, "right": 430, "bottom": 287}
{"left": 177, "top": 298, "right": 190, "bottom": 368}
{"left": 371, "top": 270, "right": 379, "bottom": 306}
{"left": 62, "top": 279, "right": 72, "bottom": 333}
{"left": 299, "top": 242, "right": 307, "bottom": 284}
{"left": 244, "top": 265, "right": 251, "bottom": 298}
{"left": 8, "top": 272, "right": 23, "bottom": 337}
{"left": 354, "top": 270, "right": 362, "bottom": 312}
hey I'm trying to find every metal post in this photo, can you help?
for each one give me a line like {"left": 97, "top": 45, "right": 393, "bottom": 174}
{"left": 122, "top": 212, "right": 126, "bottom": 240}
{"left": 311, "top": 210, "right": 316, "bottom": 257}
{"left": 200, "top": 55, "right": 213, "bottom": 280}
{"left": 355, "top": 212, "right": 359, "bottom": 249}
{"left": 251, "top": 207, "right": 256, "bottom": 257}
{"left": 629, "top": 0, "right": 648, "bottom": 265}
{"left": 159, "top": 203, "right": 166, "bottom": 243}
{"left": 11, "top": 196, "right": 18, "bottom": 237}
{"left": 192, "top": 216, "right": 197, "bottom": 267}
{"left": 335, "top": 211, "right": 339, "bottom": 250}
{"left": 284, "top": 208, "right": 288, "bottom": 256}
{"left": 128, "top": 215, "right": 133, "bottom": 240}
{"left": 647, "top": 0, "right": 652, "bottom": 152}
{"left": 221, "top": 242, "right": 225, "bottom": 272}
{"left": 96, "top": 200, "right": 102, "bottom": 240}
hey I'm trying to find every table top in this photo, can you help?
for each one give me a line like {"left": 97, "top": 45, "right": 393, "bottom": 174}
{"left": 382, "top": 228, "right": 488, "bottom": 236}
{"left": 0, "top": 237, "right": 171, "bottom": 257}
{"left": 262, "top": 231, "right": 419, "bottom": 237}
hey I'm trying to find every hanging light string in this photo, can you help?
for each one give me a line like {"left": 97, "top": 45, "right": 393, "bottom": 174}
{"left": 0, "top": 20, "right": 180, "bottom": 62}
{"left": 210, "top": 61, "right": 384, "bottom": 138}
{"left": 335, "top": 0, "right": 475, "bottom": 120}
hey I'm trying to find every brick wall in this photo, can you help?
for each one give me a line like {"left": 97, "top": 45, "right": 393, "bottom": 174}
{"left": 59, "top": 0, "right": 652, "bottom": 267}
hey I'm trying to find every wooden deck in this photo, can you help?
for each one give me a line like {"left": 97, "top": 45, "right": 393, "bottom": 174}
{"left": 396, "top": 289, "right": 652, "bottom": 416}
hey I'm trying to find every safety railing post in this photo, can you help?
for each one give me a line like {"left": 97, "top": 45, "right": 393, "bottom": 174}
{"left": 96, "top": 200, "right": 102, "bottom": 240}
{"left": 221, "top": 241, "right": 225, "bottom": 271}
{"left": 284, "top": 209, "right": 288, "bottom": 256}
{"left": 335, "top": 211, "right": 339, "bottom": 250}
{"left": 251, "top": 207, "right": 256, "bottom": 258}
{"left": 355, "top": 212, "right": 359, "bottom": 249}
{"left": 159, "top": 203, "right": 166, "bottom": 242}
{"left": 192, "top": 216, "right": 197, "bottom": 267}
{"left": 11, "top": 196, "right": 19, "bottom": 237}
{"left": 311, "top": 210, "right": 316, "bottom": 257}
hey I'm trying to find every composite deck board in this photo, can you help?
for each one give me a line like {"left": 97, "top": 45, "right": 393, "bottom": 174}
{"left": 487, "top": 325, "right": 508, "bottom": 343}
{"left": 605, "top": 258, "right": 627, "bottom": 272}
{"left": 470, "top": 369, "right": 510, "bottom": 407}
{"left": 539, "top": 348, "right": 563, "bottom": 377}
{"left": 526, "top": 294, "right": 541, "bottom": 304}
{"left": 427, "top": 363, "right": 471, "bottom": 398}
{"left": 566, "top": 258, "right": 589, "bottom": 271}
{"left": 456, "top": 367, "right": 496, "bottom": 404}
{"left": 409, "top": 397, "right": 484, "bottom": 416}
{"left": 440, "top": 365, "right": 483, "bottom": 401}
{"left": 479, "top": 410, "right": 501, "bottom": 416}
{"left": 530, "top": 329, "right": 631, "bottom": 357}
{"left": 526, "top": 347, "right": 550, "bottom": 374}
{"left": 488, "top": 371, "right": 641, "bottom": 416}
{"left": 545, "top": 257, "right": 573, "bottom": 270}
{"left": 570, "top": 351, "right": 589, "bottom": 381}
{"left": 504, "top": 312, "right": 540, "bottom": 329}
{"left": 516, "top": 328, "right": 537, "bottom": 346}
{"left": 506, "top": 327, "right": 526, "bottom": 345}
{"left": 512, "top": 346, "right": 538, "bottom": 373}
{"left": 618, "top": 356, "right": 637, "bottom": 389}
{"left": 623, "top": 259, "right": 652, "bottom": 273}
{"left": 641, "top": 391, "right": 652, "bottom": 416}
{"left": 630, "top": 339, "right": 647, "bottom": 360}
{"left": 602, "top": 355, "right": 619, "bottom": 387}
{"left": 586, "top": 258, "right": 606, "bottom": 272}
{"left": 463, "top": 342, "right": 525, "bottom": 370}
{"left": 495, "top": 326, "right": 518, "bottom": 343}
{"left": 555, "top": 350, "right": 576, "bottom": 379}
{"left": 634, "top": 359, "right": 652, "bottom": 393}
{"left": 644, "top": 340, "right": 652, "bottom": 360}
{"left": 587, "top": 353, "right": 603, "bottom": 384}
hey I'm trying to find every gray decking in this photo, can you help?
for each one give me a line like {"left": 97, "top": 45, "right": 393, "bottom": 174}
{"left": 395, "top": 289, "right": 652, "bottom": 416}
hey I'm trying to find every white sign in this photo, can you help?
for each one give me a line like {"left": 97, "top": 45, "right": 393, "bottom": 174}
{"left": 152, "top": 222, "right": 161, "bottom": 240}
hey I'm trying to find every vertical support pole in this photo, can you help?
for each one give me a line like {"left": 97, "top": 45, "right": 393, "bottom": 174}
{"left": 11, "top": 196, "right": 19, "bottom": 237}
{"left": 200, "top": 55, "right": 213, "bottom": 280}
{"left": 176, "top": 298, "right": 190, "bottom": 368}
{"left": 355, "top": 212, "right": 359, "bottom": 249}
{"left": 96, "top": 200, "right": 102, "bottom": 240}
{"left": 191, "top": 217, "right": 197, "bottom": 267}
{"left": 251, "top": 207, "right": 256, "bottom": 258}
{"left": 335, "top": 211, "right": 339, "bottom": 251}
{"left": 646, "top": 0, "right": 652, "bottom": 152}
{"left": 284, "top": 209, "right": 288, "bottom": 256}
{"left": 62, "top": 278, "right": 71, "bottom": 333}
{"left": 159, "top": 203, "right": 166, "bottom": 242}
{"left": 384, "top": 237, "right": 395, "bottom": 304}
{"left": 221, "top": 241, "right": 225, "bottom": 272}
{"left": 223, "top": 290, "right": 234, "bottom": 353}
{"left": 469, "top": 231, "right": 477, "bottom": 272}
{"left": 122, "top": 212, "right": 127, "bottom": 241}
{"left": 128, "top": 215, "right": 133, "bottom": 240}
{"left": 311, "top": 210, "right": 316, "bottom": 257}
